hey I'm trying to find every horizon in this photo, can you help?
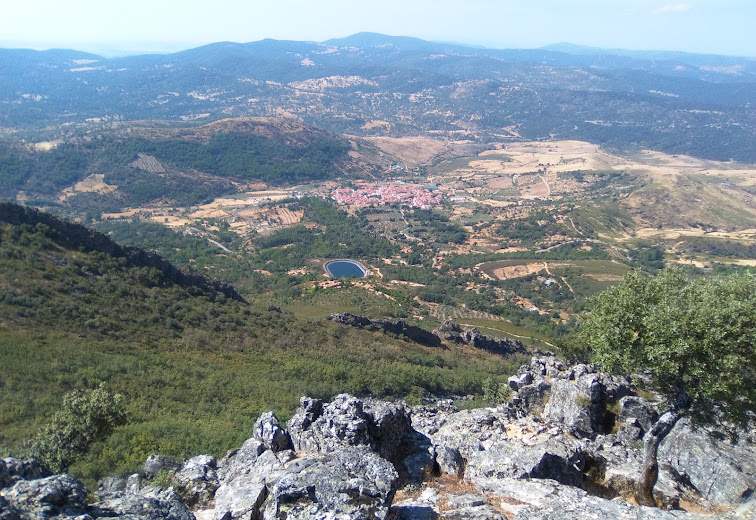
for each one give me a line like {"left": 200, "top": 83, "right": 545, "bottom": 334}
{"left": 2, "top": 0, "right": 755, "bottom": 58}
{"left": 2, "top": 33, "right": 754, "bottom": 60}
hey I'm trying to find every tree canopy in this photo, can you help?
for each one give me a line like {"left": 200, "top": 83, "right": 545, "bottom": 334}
{"left": 580, "top": 267, "right": 756, "bottom": 425}
{"left": 27, "top": 384, "right": 128, "bottom": 473}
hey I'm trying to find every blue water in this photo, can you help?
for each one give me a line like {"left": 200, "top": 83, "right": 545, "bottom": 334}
{"left": 325, "top": 260, "right": 367, "bottom": 278}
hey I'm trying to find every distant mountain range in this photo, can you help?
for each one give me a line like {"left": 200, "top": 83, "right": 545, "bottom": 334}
{"left": 2, "top": 32, "right": 755, "bottom": 161}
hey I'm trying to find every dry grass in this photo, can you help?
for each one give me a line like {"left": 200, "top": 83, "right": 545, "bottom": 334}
{"left": 363, "top": 136, "right": 447, "bottom": 165}
{"left": 59, "top": 174, "right": 117, "bottom": 202}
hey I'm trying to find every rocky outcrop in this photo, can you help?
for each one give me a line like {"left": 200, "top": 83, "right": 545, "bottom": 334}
{"left": 459, "top": 327, "right": 526, "bottom": 355}
{"left": 4, "top": 357, "right": 755, "bottom": 520}
{"left": 253, "top": 412, "right": 293, "bottom": 453}
{"left": 287, "top": 394, "right": 413, "bottom": 461}
{"left": 0, "top": 474, "right": 87, "bottom": 519}
{"left": 0, "top": 457, "right": 47, "bottom": 490}
{"left": 659, "top": 418, "right": 756, "bottom": 506}
{"left": 542, "top": 366, "right": 631, "bottom": 438}
{"left": 91, "top": 485, "right": 195, "bottom": 520}
{"left": 212, "top": 436, "right": 398, "bottom": 520}
{"left": 433, "top": 319, "right": 527, "bottom": 355}
{"left": 0, "top": 455, "right": 195, "bottom": 520}
{"left": 143, "top": 454, "right": 182, "bottom": 479}
{"left": 328, "top": 315, "right": 528, "bottom": 354}
{"left": 175, "top": 455, "right": 219, "bottom": 508}
{"left": 328, "top": 313, "right": 442, "bottom": 347}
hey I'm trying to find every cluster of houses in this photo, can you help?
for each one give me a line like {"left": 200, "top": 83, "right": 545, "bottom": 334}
{"left": 331, "top": 182, "right": 442, "bottom": 209}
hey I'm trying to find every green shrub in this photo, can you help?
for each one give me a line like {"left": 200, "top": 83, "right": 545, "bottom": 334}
{"left": 26, "top": 384, "right": 128, "bottom": 473}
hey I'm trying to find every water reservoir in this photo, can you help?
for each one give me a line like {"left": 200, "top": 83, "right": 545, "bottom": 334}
{"left": 324, "top": 260, "right": 368, "bottom": 278}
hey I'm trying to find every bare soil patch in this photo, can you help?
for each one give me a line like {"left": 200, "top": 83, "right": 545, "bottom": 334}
{"left": 59, "top": 174, "right": 117, "bottom": 202}
{"left": 492, "top": 263, "right": 546, "bottom": 280}
{"left": 487, "top": 176, "right": 513, "bottom": 189}
{"left": 363, "top": 136, "right": 447, "bottom": 165}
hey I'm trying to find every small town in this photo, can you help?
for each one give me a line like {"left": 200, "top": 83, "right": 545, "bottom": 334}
{"left": 331, "top": 182, "right": 443, "bottom": 209}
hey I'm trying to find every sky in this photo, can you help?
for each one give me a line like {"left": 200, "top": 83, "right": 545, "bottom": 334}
{"left": 1, "top": 0, "right": 754, "bottom": 57}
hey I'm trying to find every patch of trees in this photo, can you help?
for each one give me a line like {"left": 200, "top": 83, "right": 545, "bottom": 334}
{"left": 407, "top": 209, "right": 467, "bottom": 244}
{"left": 496, "top": 210, "right": 574, "bottom": 247}
{"left": 251, "top": 198, "right": 395, "bottom": 272}
{"left": 673, "top": 238, "right": 756, "bottom": 259}
{"left": 103, "top": 133, "right": 350, "bottom": 184}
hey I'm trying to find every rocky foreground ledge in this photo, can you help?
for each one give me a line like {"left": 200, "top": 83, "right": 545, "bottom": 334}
{"left": 2, "top": 354, "right": 756, "bottom": 519}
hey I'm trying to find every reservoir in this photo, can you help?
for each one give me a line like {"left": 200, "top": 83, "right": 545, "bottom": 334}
{"left": 325, "top": 259, "right": 368, "bottom": 278}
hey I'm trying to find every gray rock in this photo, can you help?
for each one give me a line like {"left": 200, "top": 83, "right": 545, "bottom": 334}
{"left": 543, "top": 374, "right": 605, "bottom": 437}
{"left": 96, "top": 473, "right": 143, "bottom": 501}
{"left": 432, "top": 410, "right": 586, "bottom": 489}
{"left": 253, "top": 412, "right": 292, "bottom": 453}
{"left": 362, "top": 397, "right": 413, "bottom": 460}
{"left": 216, "top": 438, "right": 265, "bottom": 484}
{"left": 0, "top": 495, "right": 22, "bottom": 520}
{"left": 410, "top": 401, "right": 458, "bottom": 437}
{"left": 617, "top": 396, "right": 658, "bottom": 433}
{"left": 91, "top": 486, "right": 195, "bottom": 520}
{"left": 261, "top": 447, "right": 398, "bottom": 520}
{"left": 175, "top": 455, "right": 218, "bottom": 508}
{"left": 213, "top": 447, "right": 293, "bottom": 520}
{"left": 287, "top": 394, "right": 412, "bottom": 461}
{"left": 508, "top": 372, "right": 533, "bottom": 391}
{"left": 403, "top": 448, "right": 435, "bottom": 484}
{"left": 96, "top": 476, "right": 129, "bottom": 500}
{"left": 0, "top": 474, "right": 87, "bottom": 519}
{"left": 474, "top": 477, "right": 725, "bottom": 520}
{"left": 213, "top": 472, "right": 267, "bottom": 520}
{"left": 442, "top": 493, "right": 506, "bottom": 520}
{"left": 515, "top": 380, "right": 551, "bottom": 416}
{"left": 390, "top": 487, "right": 439, "bottom": 520}
{"left": 0, "top": 457, "right": 46, "bottom": 490}
{"left": 659, "top": 418, "right": 756, "bottom": 507}
{"left": 433, "top": 445, "right": 464, "bottom": 478}
{"left": 143, "top": 454, "right": 181, "bottom": 479}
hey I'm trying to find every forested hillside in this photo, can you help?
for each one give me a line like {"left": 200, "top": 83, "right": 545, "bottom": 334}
{"left": 2, "top": 34, "right": 755, "bottom": 161}
{"left": 0, "top": 203, "right": 522, "bottom": 486}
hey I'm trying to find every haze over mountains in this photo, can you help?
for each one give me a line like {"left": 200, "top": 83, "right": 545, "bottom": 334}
{"left": 3, "top": 33, "right": 755, "bottom": 162}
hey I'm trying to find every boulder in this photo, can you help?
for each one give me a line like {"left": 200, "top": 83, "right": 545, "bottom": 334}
{"left": 213, "top": 443, "right": 292, "bottom": 520}
{"left": 542, "top": 371, "right": 629, "bottom": 438}
{"left": 95, "top": 473, "right": 142, "bottom": 500}
{"left": 217, "top": 438, "right": 265, "bottom": 485}
{"left": 143, "top": 454, "right": 181, "bottom": 479}
{"left": 433, "top": 445, "right": 464, "bottom": 478}
{"left": 253, "top": 412, "right": 292, "bottom": 453}
{"left": 175, "top": 455, "right": 219, "bottom": 508}
{"left": 659, "top": 418, "right": 756, "bottom": 507}
{"left": 213, "top": 472, "right": 267, "bottom": 520}
{"left": 261, "top": 447, "right": 398, "bottom": 520}
{"left": 0, "top": 457, "right": 46, "bottom": 490}
{"left": 508, "top": 372, "right": 533, "bottom": 391}
{"left": 0, "top": 474, "right": 87, "bottom": 519}
{"left": 514, "top": 380, "right": 551, "bottom": 416}
{"left": 91, "top": 486, "right": 195, "bottom": 520}
{"left": 542, "top": 376, "right": 603, "bottom": 437}
{"left": 287, "top": 394, "right": 412, "bottom": 461}
{"left": 617, "top": 396, "right": 658, "bottom": 433}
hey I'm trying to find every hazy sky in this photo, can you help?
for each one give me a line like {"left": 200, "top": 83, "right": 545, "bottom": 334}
{"left": 2, "top": 0, "right": 754, "bottom": 57}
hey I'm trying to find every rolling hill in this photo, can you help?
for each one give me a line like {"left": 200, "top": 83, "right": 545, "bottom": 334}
{"left": 2, "top": 33, "right": 755, "bottom": 162}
